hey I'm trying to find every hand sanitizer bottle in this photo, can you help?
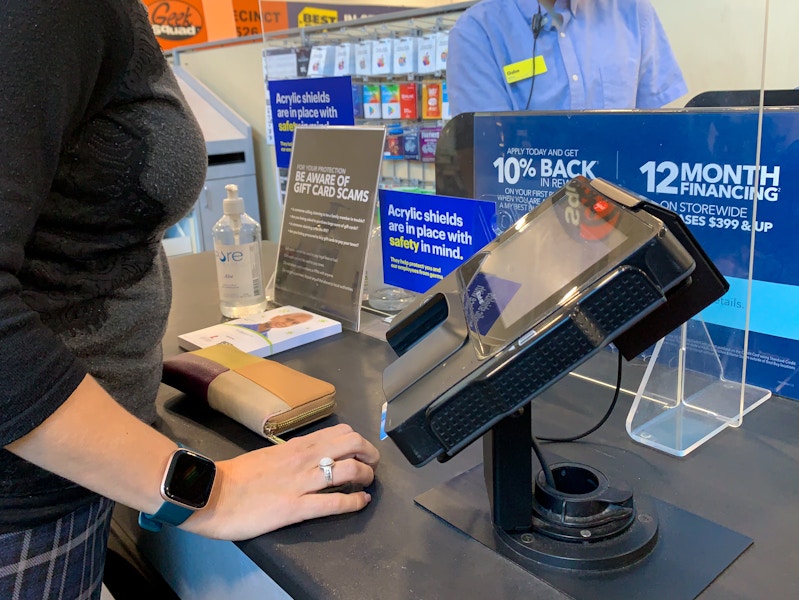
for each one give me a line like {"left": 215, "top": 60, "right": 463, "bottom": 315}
{"left": 212, "top": 184, "right": 267, "bottom": 318}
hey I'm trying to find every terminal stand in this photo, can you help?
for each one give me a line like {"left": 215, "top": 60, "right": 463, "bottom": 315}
{"left": 415, "top": 390, "right": 753, "bottom": 600}
{"left": 482, "top": 409, "right": 658, "bottom": 571}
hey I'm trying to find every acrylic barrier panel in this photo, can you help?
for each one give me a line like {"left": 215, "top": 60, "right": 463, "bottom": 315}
{"left": 436, "top": 108, "right": 799, "bottom": 453}
{"left": 622, "top": 0, "right": 799, "bottom": 455}
{"left": 483, "top": 111, "right": 797, "bottom": 394}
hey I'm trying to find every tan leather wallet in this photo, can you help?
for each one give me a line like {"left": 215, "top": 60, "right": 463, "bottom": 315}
{"left": 162, "top": 343, "right": 336, "bottom": 443}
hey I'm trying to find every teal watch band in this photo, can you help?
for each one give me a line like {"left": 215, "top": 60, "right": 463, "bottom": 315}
{"left": 138, "top": 444, "right": 216, "bottom": 532}
{"left": 138, "top": 501, "right": 194, "bottom": 532}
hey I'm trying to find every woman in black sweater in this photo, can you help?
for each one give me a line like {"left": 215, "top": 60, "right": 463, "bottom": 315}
{"left": 0, "top": 2, "right": 379, "bottom": 597}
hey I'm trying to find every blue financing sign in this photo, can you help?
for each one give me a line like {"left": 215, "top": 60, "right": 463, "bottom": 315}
{"left": 472, "top": 110, "right": 799, "bottom": 400}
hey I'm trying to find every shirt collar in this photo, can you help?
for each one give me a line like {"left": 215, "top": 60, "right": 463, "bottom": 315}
{"left": 523, "top": 0, "right": 576, "bottom": 30}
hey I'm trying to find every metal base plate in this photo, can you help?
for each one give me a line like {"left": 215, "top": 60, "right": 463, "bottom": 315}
{"left": 416, "top": 465, "right": 751, "bottom": 600}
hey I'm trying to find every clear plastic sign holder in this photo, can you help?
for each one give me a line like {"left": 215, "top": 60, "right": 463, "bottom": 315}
{"left": 565, "top": 110, "right": 777, "bottom": 456}
{"left": 573, "top": 187, "right": 774, "bottom": 457}
{"left": 571, "top": 80, "right": 785, "bottom": 456}
{"left": 625, "top": 316, "right": 771, "bottom": 457}
{"left": 624, "top": 94, "right": 777, "bottom": 456}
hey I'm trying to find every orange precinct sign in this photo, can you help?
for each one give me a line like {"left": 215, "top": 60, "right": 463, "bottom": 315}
{"left": 145, "top": 1, "right": 407, "bottom": 50}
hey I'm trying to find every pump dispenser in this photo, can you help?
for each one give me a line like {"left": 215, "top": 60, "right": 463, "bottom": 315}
{"left": 212, "top": 184, "right": 267, "bottom": 317}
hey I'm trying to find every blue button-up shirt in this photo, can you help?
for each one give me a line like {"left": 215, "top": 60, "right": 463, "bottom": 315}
{"left": 448, "top": 0, "right": 688, "bottom": 116}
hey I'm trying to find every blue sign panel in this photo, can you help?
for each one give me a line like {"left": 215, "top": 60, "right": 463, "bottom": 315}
{"left": 472, "top": 110, "right": 799, "bottom": 399}
{"left": 378, "top": 189, "right": 497, "bottom": 294}
{"left": 269, "top": 76, "right": 355, "bottom": 168}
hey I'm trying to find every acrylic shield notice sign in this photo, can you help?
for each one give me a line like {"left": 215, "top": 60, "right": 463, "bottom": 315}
{"left": 268, "top": 76, "right": 356, "bottom": 168}
{"left": 273, "top": 126, "right": 386, "bottom": 331}
{"left": 378, "top": 189, "right": 497, "bottom": 294}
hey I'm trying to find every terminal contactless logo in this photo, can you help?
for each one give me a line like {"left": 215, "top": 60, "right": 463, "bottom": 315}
{"left": 464, "top": 273, "right": 521, "bottom": 336}
{"left": 559, "top": 178, "right": 620, "bottom": 242}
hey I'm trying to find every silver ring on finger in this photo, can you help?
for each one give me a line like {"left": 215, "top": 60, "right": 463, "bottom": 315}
{"left": 319, "top": 457, "right": 335, "bottom": 487}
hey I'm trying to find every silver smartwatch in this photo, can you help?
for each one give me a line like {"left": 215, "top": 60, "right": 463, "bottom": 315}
{"left": 138, "top": 446, "right": 216, "bottom": 532}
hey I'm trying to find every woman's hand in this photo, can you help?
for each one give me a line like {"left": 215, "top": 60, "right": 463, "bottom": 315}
{"left": 185, "top": 423, "right": 380, "bottom": 540}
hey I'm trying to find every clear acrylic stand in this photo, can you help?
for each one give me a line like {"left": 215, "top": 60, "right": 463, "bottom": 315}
{"left": 625, "top": 316, "right": 771, "bottom": 457}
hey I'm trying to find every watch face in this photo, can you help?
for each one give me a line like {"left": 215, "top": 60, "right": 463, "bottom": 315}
{"left": 163, "top": 449, "right": 216, "bottom": 509}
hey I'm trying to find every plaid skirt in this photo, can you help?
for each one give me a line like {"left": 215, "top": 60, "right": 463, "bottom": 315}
{"left": 0, "top": 496, "right": 114, "bottom": 600}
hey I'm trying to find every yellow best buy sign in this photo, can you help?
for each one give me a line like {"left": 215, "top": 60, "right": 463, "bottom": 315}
{"left": 297, "top": 6, "right": 338, "bottom": 26}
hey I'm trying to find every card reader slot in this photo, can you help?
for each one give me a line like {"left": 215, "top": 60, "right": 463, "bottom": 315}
{"left": 382, "top": 292, "right": 469, "bottom": 402}
{"left": 386, "top": 292, "right": 450, "bottom": 356}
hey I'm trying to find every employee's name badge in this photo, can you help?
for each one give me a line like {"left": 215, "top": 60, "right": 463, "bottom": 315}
{"left": 503, "top": 56, "right": 547, "bottom": 84}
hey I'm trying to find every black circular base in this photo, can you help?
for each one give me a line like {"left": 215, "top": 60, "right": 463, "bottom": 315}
{"left": 496, "top": 493, "right": 659, "bottom": 571}
{"left": 531, "top": 462, "right": 636, "bottom": 542}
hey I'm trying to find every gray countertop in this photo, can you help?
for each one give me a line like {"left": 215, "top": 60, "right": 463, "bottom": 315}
{"left": 117, "top": 244, "right": 799, "bottom": 599}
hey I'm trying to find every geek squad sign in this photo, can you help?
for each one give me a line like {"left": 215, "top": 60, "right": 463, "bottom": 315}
{"left": 145, "top": 0, "right": 207, "bottom": 48}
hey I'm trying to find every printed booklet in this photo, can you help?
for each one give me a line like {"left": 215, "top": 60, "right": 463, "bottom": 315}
{"left": 178, "top": 305, "right": 342, "bottom": 357}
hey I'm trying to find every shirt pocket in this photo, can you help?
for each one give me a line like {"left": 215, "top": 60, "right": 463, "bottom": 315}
{"left": 599, "top": 61, "right": 639, "bottom": 109}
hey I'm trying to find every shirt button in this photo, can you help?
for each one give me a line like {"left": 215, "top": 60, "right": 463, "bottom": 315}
{"left": 560, "top": 31, "right": 566, "bottom": 38}
{"left": 572, "top": 74, "right": 579, "bottom": 81}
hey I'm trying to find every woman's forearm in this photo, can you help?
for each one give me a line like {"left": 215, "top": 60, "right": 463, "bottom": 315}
{"left": 5, "top": 373, "right": 380, "bottom": 541}
{"left": 5, "top": 374, "right": 176, "bottom": 517}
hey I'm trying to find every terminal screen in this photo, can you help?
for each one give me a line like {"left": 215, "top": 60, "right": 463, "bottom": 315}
{"left": 461, "top": 183, "right": 652, "bottom": 354}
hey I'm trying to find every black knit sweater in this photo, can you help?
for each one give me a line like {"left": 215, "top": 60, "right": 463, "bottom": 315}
{"left": 0, "top": 0, "right": 207, "bottom": 529}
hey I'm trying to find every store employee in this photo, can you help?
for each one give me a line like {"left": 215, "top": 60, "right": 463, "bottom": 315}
{"left": 447, "top": 0, "right": 688, "bottom": 116}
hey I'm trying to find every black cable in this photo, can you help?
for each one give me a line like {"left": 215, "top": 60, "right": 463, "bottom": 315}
{"left": 532, "top": 433, "right": 556, "bottom": 490}
{"left": 525, "top": 5, "right": 544, "bottom": 110}
{"left": 538, "top": 350, "right": 624, "bottom": 443}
